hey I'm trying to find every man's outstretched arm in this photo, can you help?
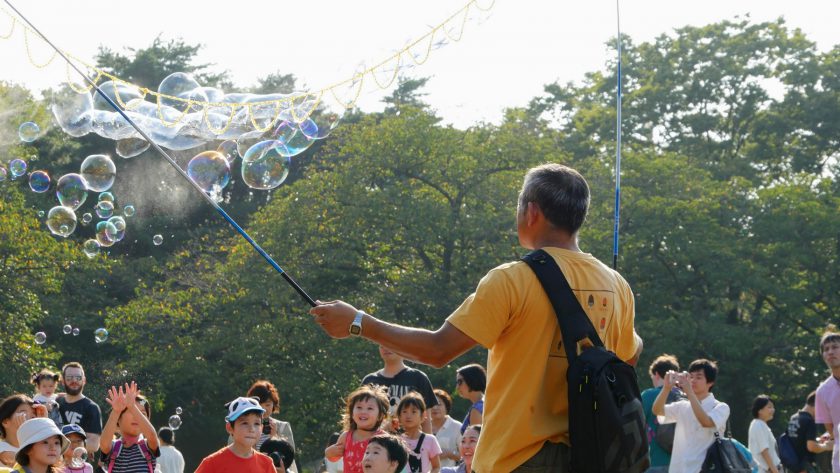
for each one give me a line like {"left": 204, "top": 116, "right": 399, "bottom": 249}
{"left": 310, "top": 300, "right": 478, "bottom": 368}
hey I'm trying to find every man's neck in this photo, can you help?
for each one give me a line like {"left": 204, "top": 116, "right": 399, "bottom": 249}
{"left": 381, "top": 362, "right": 407, "bottom": 377}
{"left": 831, "top": 366, "right": 840, "bottom": 380}
{"left": 695, "top": 391, "right": 711, "bottom": 402}
{"left": 228, "top": 443, "right": 254, "bottom": 458}
{"left": 65, "top": 393, "right": 84, "bottom": 403}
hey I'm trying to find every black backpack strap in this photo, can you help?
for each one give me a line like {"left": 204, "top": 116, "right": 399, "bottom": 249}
{"left": 414, "top": 433, "right": 425, "bottom": 454}
{"left": 521, "top": 249, "right": 604, "bottom": 363}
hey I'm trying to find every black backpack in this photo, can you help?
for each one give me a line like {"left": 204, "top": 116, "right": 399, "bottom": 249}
{"left": 701, "top": 431, "right": 752, "bottom": 473}
{"left": 523, "top": 250, "right": 649, "bottom": 473}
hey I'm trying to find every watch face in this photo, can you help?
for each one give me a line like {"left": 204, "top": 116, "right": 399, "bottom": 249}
{"left": 350, "top": 325, "right": 361, "bottom": 335}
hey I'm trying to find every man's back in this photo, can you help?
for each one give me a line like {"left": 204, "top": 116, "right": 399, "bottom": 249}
{"left": 447, "top": 247, "right": 637, "bottom": 472}
{"left": 157, "top": 445, "right": 185, "bottom": 473}
{"left": 788, "top": 410, "right": 817, "bottom": 466}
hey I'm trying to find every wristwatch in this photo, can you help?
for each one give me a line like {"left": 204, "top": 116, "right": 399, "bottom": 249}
{"left": 349, "top": 310, "right": 365, "bottom": 336}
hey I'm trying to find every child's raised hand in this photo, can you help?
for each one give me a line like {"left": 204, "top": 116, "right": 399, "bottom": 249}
{"left": 123, "top": 381, "right": 139, "bottom": 404}
{"left": 106, "top": 385, "right": 127, "bottom": 413}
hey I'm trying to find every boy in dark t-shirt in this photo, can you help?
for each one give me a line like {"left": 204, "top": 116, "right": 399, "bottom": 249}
{"left": 362, "top": 346, "right": 438, "bottom": 433}
{"left": 788, "top": 391, "right": 832, "bottom": 472}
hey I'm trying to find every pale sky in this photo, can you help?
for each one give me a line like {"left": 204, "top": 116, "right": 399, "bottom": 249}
{"left": 1, "top": 0, "right": 837, "bottom": 129}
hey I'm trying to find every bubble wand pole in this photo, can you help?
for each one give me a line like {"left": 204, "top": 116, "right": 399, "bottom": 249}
{"left": 4, "top": 0, "right": 317, "bottom": 307}
{"left": 612, "top": 0, "right": 622, "bottom": 271}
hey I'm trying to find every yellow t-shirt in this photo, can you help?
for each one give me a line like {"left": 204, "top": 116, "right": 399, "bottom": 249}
{"left": 447, "top": 247, "right": 638, "bottom": 473}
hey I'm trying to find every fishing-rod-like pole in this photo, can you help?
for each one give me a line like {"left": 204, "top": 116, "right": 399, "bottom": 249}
{"left": 4, "top": 0, "right": 317, "bottom": 307}
{"left": 612, "top": 0, "right": 622, "bottom": 270}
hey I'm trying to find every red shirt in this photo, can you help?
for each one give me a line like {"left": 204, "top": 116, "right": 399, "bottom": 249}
{"left": 194, "top": 447, "right": 275, "bottom": 473}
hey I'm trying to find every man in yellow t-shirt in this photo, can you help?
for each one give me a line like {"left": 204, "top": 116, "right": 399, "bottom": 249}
{"left": 310, "top": 163, "right": 642, "bottom": 472}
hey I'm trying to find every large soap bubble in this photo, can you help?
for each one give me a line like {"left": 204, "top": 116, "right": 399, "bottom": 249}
{"left": 80, "top": 154, "right": 116, "bottom": 192}
{"left": 51, "top": 85, "right": 94, "bottom": 137}
{"left": 106, "top": 216, "right": 126, "bottom": 242}
{"left": 56, "top": 173, "right": 88, "bottom": 210}
{"left": 18, "top": 122, "right": 40, "bottom": 142}
{"left": 95, "top": 221, "right": 117, "bottom": 247}
{"left": 187, "top": 151, "right": 230, "bottom": 193}
{"left": 46, "top": 206, "right": 77, "bottom": 237}
{"left": 83, "top": 239, "right": 100, "bottom": 258}
{"left": 93, "top": 80, "right": 144, "bottom": 111}
{"left": 28, "top": 171, "right": 50, "bottom": 193}
{"left": 241, "top": 140, "right": 291, "bottom": 190}
{"left": 116, "top": 137, "right": 150, "bottom": 158}
{"left": 9, "top": 159, "right": 27, "bottom": 178}
{"left": 158, "top": 72, "right": 207, "bottom": 113}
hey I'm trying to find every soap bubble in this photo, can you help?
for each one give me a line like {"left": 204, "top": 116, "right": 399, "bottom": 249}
{"left": 80, "top": 154, "right": 116, "bottom": 192}
{"left": 37, "top": 210, "right": 45, "bottom": 218}
{"left": 63, "top": 324, "right": 72, "bottom": 335}
{"left": 95, "top": 221, "right": 117, "bottom": 247}
{"left": 153, "top": 234, "right": 163, "bottom": 246}
{"left": 279, "top": 128, "right": 316, "bottom": 157}
{"left": 28, "top": 171, "right": 50, "bottom": 193}
{"left": 98, "top": 192, "right": 114, "bottom": 203}
{"left": 95, "top": 201, "right": 114, "bottom": 219}
{"left": 93, "top": 80, "right": 144, "bottom": 111}
{"left": 175, "top": 406, "right": 183, "bottom": 415}
{"left": 56, "top": 174, "right": 89, "bottom": 210}
{"left": 0, "top": 167, "right": 6, "bottom": 182}
{"left": 116, "top": 137, "right": 150, "bottom": 158}
{"left": 9, "top": 159, "right": 27, "bottom": 178}
{"left": 72, "top": 328, "right": 80, "bottom": 336}
{"left": 107, "top": 216, "right": 126, "bottom": 242}
{"left": 18, "top": 122, "right": 40, "bottom": 142}
{"left": 217, "top": 140, "right": 238, "bottom": 163}
{"left": 94, "top": 328, "right": 109, "bottom": 343}
{"left": 46, "top": 206, "right": 77, "bottom": 237}
{"left": 158, "top": 73, "right": 207, "bottom": 113}
{"left": 167, "top": 414, "right": 182, "bottom": 430}
{"left": 70, "top": 447, "right": 87, "bottom": 468}
{"left": 187, "top": 151, "right": 230, "bottom": 193}
{"left": 123, "top": 205, "right": 135, "bottom": 217}
{"left": 51, "top": 85, "right": 94, "bottom": 137}
{"left": 81, "top": 213, "right": 93, "bottom": 225}
{"left": 235, "top": 130, "right": 265, "bottom": 158}
{"left": 83, "top": 239, "right": 100, "bottom": 258}
{"left": 34, "top": 332, "right": 46, "bottom": 344}
{"left": 241, "top": 141, "right": 291, "bottom": 190}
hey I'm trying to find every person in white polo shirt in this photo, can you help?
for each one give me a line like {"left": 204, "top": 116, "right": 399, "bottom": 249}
{"left": 653, "top": 359, "right": 730, "bottom": 473}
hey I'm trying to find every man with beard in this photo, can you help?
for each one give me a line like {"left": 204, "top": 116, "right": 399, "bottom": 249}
{"left": 57, "top": 362, "right": 102, "bottom": 457}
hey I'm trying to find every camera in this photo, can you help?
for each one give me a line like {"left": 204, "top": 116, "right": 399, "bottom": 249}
{"left": 262, "top": 418, "right": 271, "bottom": 435}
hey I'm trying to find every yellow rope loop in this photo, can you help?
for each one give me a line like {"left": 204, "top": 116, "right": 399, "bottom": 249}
{"left": 111, "top": 78, "right": 140, "bottom": 109}
{"left": 23, "top": 28, "right": 57, "bottom": 68}
{"left": 124, "top": 88, "right": 149, "bottom": 110}
{"left": 407, "top": 27, "right": 436, "bottom": 66}
{"left": 155, "top": 94, "right": 192, "bottom": 128}
{"left": 0, "top": 12, "right": 14, "bottom": 39}
{"left": 370, "top": 52, "right": 402, "bottom": 90}
{"left": 288, "top": 92, "right": 321, "bottom": 123}
{"left": 471, "top": 0, "right": 496, "bottom": 12}
{"left": 442, "top": 3, "right": 470, "bottom": 42}
{"left": 247, "top": 102, "right": 280, "bottom": 133}
{"left": 64, "top": 63, "right": 103, "bottom": 93}
{"left": 202, "top": 103, "right": 238, "bottom": 135}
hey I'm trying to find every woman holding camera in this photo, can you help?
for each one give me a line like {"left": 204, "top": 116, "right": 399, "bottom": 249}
{"left": 228, "top": 380, "right": 298, "bottom": 473}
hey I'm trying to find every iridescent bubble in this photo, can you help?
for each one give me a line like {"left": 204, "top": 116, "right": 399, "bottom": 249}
{"left": 94, "top": 328, "right": 109, "bottom": 343}
{"left": 62, "top": 324, "right": 72, "bottom": 335}
{"left": 107, "top": 216, "right": 126, "bottom": 242}
{"left": 80, "top": 154, "right": 116, "bottom": 192}
{"left": 167, "top": 415, "right": 182, "bottom": 430}
{"left": 187, "top": 151, "right": 230, "bottom": 193}
{"left": 241, "top": 141, "right": 291, "bottom": 190}
{"left": 293, "top": 98, "right": 344, "bottom": 139}
{"left": 153, "top": 234, "right": 163, "bottom": 246}
{"left": 116, "top": 137, "right": 150, "bottom": 158}
{"left": 46, "top": 206, "right": 77, "bottom": 237}
{"left": 158, "top": 72, "right": 207, "bottom": 113}
{"left": 298, "top": 118, "right": 319, "bottom": 139}
{"left": 18, "top": 122, "right": 40, "bottom": 142}
{"left": 123, "top": 205, "right": 135, "bottom": 217}
{"left": 9, "top": 159, "right": 27, "bottom": 178}
{"left": 70, "top": 447, "right": 87, "bottom": 468}
{"left": 175, "top": 406, "right": 183, "bottom": 415}
{"left": 235, "top": 130, "right": 265, "bottom": 158}
{"left": 72, "top": 328, "right": 80, "bottom": 336}
{"left": 98, "top": 192, "right": 114, "bottom": 203}
{"left": 217, "top": 140, "right": 238, "bottom": 163}
{"left": 81, "top": 213, "right": 93, "bottom": 225}
{"left": 95, "top": 221, "right": 117, "bottom": 247}
{"left": 28, "top": 171, "right": 50, "bottom": 193}
{"left": 83, "top": 239, "right": 100, "bottom": 258}
{"left": 37, "top": 210, "right": 45, "bottom": 218}
{"left": 34, "top": 331, "right": 46, "bottom": 345}
{"left": 95, "top": 201, "right": 115, "bottom": 219}
{"left": 0, "top": 167, "right": 6, "bottom": 182}
{"left": 56, "top": 174, "right": 89, "bottom": 210}
{"left": 51, "top": 85, "right": 93, "bottom": 137}
{"left": 280, "top": 129, "right": 316, "bottom": 157}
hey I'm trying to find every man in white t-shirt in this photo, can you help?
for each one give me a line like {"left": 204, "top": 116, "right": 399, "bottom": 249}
{"left": 653, "top": 359, "right": 730, "bottom": 473}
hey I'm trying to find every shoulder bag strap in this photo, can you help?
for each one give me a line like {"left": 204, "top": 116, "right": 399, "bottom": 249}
{"left": 414, "top": 433, "right": 425, "bottom": 454}
{"left": 521, "top": 249, "right": 604, "bottom": 363}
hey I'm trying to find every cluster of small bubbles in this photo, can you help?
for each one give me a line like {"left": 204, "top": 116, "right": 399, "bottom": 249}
{"left": 34, "top": 331, "right": 47, "bottom": 345}
{"left": 187, "top": 151, "right": 230, "bottom": 193}
{"left": 9, "top": 159, "right": 27, "bottom": 179}
{"left": 46, "top": 206, "right": 77, "bottom": 237}
{"left": 241, "top": 141, "right": 291, "bottom": 190}
{"left": 98, "top": 192, "right": 114, "bottom": 203}
{"left": 18, "top": 122, "right": 40, "bottom": 142}
{"left": 123, "top": 205, "right": 135, "bottom": 217}
{"left": 80, "top": 154, "right": 116, "bottom": 192}
{"left": 83, "top": 239, "right": 100, "bottom": 258}
{"left": 28, "top": 171, "right": 50, "bottom": 193}
{"left": 72, "top": 328, "right": 80, "bottom": 336}
{"left": 70, "top": 447, "right": 87, "bottom": 468}
{"left": 81, "top": 213, "right": 93, "bottom": 225}
{"left": 96, "top": 221, "right": 118, "bottom": 248}
{"left": 153, "top": 234, "right": 163, "bottom": 246}
{"left": 62, "top": 324, "right": 72, "bottom": 335}
{"left": 95, "top": 201, "right": 115, "bottom": 219}
{"left": 56, "top": 174, "right": 89, "bottom": 210}
{"left": 168, "top": 414, "right": 182, "bottom": 430}
{"left": 94, "top": 328, "right": 109, "bottom": 343}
